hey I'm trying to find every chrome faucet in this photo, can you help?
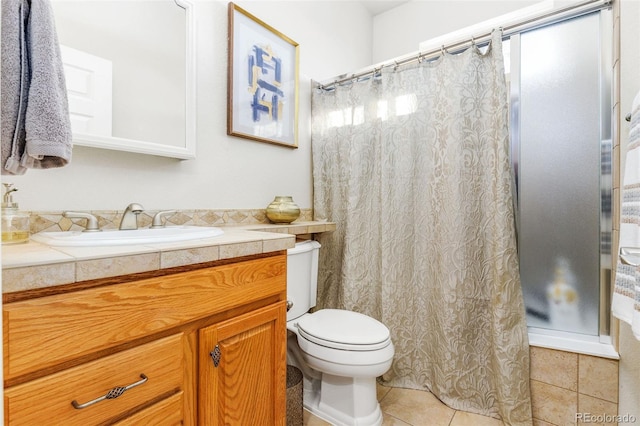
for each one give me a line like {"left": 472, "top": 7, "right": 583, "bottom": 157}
{"left": 119, "top": 203, "right": 145, "bottom": 230}
{"left": 63, "top": 211, "right": 101, "bottom": 232}
{"left": 151, "top": 210, "right": 176, "bottom": 228}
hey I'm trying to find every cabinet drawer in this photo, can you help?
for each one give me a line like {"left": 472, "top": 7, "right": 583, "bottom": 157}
{"left": 4, "top": 254, "right": 286, "bottom": 379}
{"left": 113, "top": 391, "right": 183, "bottom": 426}
{"left": 5, "top": 333, "right": 184, "bottom": 426}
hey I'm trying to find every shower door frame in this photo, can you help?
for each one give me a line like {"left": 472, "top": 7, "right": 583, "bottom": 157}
{"left": 508, "top": 7, "right": 614, "bottom": 347}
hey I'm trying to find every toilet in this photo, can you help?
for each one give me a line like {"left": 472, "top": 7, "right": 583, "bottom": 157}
{"left": 286, "top": 240, "right": 394, "bottom": 426}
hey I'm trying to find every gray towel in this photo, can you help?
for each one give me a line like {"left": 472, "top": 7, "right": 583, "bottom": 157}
{"left": 1, "top": 0, "right": 72, "bottom": 175}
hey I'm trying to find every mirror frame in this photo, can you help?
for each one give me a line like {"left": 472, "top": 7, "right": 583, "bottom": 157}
{"left": 71, "top": 0, "right": 196, "bottom": 160}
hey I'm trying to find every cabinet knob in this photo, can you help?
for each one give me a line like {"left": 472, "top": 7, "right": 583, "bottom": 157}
{"left": 286, "top": 301, "right": 293, "bottom": 311}
{"left": 210, "top": 345, "right": 221, "bottom": 367}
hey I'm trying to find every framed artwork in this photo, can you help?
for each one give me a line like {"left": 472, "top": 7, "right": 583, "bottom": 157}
{"left": 227, "top": 3, "right": 299, "bottom": 148}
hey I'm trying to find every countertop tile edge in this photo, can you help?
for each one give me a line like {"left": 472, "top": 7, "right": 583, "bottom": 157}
{"left": 2, "top": 222, "right": 333, "bottom": 293}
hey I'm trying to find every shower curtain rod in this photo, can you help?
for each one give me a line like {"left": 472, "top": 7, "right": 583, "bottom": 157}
{"left": 317, "top": 0, "right": 611, "bottom": 90}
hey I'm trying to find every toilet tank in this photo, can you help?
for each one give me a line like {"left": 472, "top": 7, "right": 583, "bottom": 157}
{"left": 286, "top": 240, "right": 321, "bottom": 321}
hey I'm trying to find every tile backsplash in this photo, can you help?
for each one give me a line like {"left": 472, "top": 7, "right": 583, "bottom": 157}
{"left": 28, "top": 208, "right": 314, "bottom": 234}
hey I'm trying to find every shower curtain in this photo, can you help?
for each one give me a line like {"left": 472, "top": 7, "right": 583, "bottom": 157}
{"left": 311, "top": 31, "right": 532, "bottom": 425}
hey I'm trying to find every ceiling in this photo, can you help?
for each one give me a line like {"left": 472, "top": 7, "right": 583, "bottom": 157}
{"left": 360, "top": 1, "right": 409, "bottom": 16}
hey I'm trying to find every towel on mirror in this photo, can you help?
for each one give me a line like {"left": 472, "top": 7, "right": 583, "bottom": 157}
{"left": 613, "top": 90, "right": 640, "bottom": 340}
{"left": 1, "top": 0, "right": 72, "bottom": 175}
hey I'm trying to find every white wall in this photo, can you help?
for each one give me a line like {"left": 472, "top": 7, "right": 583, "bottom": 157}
{"left": 4, "top": 0, "right": 373, "bottom": 212}
{"left": 372, "top": 0, "right": 538, "bottom": 63}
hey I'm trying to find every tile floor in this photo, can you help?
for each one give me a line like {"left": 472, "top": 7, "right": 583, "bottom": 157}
{"left": 303, "top": 384, "right": 505, "bottom": 426}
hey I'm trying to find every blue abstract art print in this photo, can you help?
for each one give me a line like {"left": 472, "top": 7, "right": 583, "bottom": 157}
{"left": 228, "top": 3, "right": 299, "bottom": 148}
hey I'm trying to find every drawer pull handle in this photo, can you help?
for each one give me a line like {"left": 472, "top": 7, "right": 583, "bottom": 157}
{"left": 71, "top": 374, "right": 148, "bottom": 409}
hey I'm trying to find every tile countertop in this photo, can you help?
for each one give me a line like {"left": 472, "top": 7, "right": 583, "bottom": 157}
{"left": 1, "top": 221, "right": 336, "bottom": 294}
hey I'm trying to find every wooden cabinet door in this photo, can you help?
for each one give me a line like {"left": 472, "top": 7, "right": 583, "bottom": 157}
{"left": 198, "top": 302, "right": 287, "bottom": 426}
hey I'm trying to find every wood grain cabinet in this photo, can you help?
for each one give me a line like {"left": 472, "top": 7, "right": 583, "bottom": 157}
{"left": 3, "top": 253, "right": 287, "bottom": 425}
{"left": 199, "top": 303, "right": 286, "bottom": 425}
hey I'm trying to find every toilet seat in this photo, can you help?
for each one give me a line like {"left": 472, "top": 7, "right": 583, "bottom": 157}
{"left": 296, "top": 309, "right": 391, "bottom": 351}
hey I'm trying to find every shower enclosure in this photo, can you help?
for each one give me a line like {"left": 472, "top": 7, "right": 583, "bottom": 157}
{"left": 509, "top": 8, "right": 613, "bottom": 347}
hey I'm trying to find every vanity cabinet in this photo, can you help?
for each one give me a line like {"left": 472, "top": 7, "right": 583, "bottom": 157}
{"left": 3, "top": 252, "right": 287, "bottom": 425}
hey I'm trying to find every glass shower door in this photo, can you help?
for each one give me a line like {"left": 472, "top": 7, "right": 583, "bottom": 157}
{"left": 510, "top": 10, "right": 612, "bottom": 336}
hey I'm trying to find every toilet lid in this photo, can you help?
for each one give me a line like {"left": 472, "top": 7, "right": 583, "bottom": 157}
{"left": 296, "top": 309, "right": 391, "bottom": 351}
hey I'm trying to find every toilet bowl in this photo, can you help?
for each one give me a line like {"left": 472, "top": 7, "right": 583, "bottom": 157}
{"left": 286, "top": 240, "right": 394, "bottom": 426}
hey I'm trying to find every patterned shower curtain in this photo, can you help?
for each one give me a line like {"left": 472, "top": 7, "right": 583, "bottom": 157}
{"left": 311, "top": 31, "right": 532, "bottom": 425}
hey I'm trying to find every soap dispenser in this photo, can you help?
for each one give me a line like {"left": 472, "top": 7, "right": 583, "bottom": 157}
{"left": 2, "top": 183, "right": 30, "bottom": 244}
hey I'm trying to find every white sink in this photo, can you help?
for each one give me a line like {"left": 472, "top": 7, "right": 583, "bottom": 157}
{"left": 31, "top": 226, "right": 224, "bottom": 247}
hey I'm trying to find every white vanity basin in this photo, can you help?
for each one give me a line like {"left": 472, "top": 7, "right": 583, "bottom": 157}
{"left": 31, "top": 226, "right": 224, "bottom": 247}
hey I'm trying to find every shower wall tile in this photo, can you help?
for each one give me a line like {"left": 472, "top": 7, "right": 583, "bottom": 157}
{"left": 530, "top": 379, "right": 578, "bottom": 425}
{"left": 613, "top": 144, "right": 621, "bottom": 190}
{"left": 613, "top": 188, "right": 621, "bottom": 231}
{"left": 613, "top": 29, "right": 620, "bottom": 75}
{"left": 577, "top": 394, "right": 618, "bottom": 425}
{"left": 530, "top": 346, "right": 578, "bottom": 391}
{"left": 614, "top": 58, "right": 621, "bottom": 114}
{"left": 578, "top": 355, "right": 619, "bottom": 403}
{"left": 529, "top": 347, "right": 620, "bottom": 425}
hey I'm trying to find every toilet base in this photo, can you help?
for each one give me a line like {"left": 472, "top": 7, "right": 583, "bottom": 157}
{"left": 303, "top": 373, "right": 383, "bottom": 426}
{"left": 285, "top": 326, "right": 391, "bottom": 426}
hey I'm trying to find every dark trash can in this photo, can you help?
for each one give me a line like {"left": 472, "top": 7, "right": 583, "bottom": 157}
{"left": 286, "top": 365, "right": 303, "bottom": 426}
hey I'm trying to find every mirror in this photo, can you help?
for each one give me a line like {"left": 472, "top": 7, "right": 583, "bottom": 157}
{"left": 51, "top": 0, "right": 196, "bottom": 159}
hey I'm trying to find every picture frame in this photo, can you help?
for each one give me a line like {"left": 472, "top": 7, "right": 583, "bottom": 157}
{"left": 227, "top": 3, "right": 299, "bottom": 148}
